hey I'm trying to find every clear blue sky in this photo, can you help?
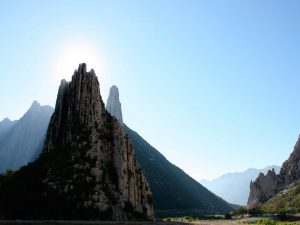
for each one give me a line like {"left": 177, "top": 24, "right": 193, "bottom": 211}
{"left": 1, "top": 0, "right": 300, "bottom": 180}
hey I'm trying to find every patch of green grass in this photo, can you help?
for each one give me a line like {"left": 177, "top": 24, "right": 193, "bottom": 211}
{"left": 246, "top": 219, "right": 300, "bottom": 225}
{"left": 259, "top": 179, "right": 300, "bottom": 215}
{"left": 161, "top": 215, "right": 225, "bottom": 222}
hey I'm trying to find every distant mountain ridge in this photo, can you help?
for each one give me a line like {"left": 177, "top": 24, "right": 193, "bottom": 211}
{"left": 0, "top": 118, "right": 16, "bottom": 139}
{"left": 106, "top": 85, "right": 233, "bottom": 216}
{"left": 200, "top": 165, "right": 280, "bottom": 206}
{"left": 0, "top": 101, "right": 53, "bottom": 173}
{"left": 0, "top": 83, "right": 233, "bottom": 217}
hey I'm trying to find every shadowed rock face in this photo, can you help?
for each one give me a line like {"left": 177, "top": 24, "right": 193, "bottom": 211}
{"left": 0, "top": 63, "right": 154, "bottom": 220}
{"left": 248, "top": 135, "right": 300, "bottom": 208}
{"left": 43, "top": 63, "right": 154, "bottom": 220}
{"left": 248, "top": 169, "right": 278, "bottom": 208}
{"left": 280, "top": 136, "right": 300, "bottom": 187}
{"left": 200, "top": 166, "right": 280, "bottom": 206}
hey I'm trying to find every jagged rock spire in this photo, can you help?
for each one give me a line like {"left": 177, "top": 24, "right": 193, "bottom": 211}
{"left": 248, "top": 135, "right": 300, "bottom": 208}
{"left": 42, "top": 63, "right": 154, "bottom": 220}
{"left": 106, "top": 85, "right": 123, "bottom": 125}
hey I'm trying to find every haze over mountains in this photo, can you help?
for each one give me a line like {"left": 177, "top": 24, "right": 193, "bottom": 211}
{"left": 0, "top": 64, "right": 154, "bottom": 220}
{"left": 200, "top": 166, "right": 280, "bottom": 206}
{"left": 0, "top": 72, "right": 233, "bottom": 217}
{"left": 106, "top": 85, "right": 232, "bottom": 216}
{"left": 0, "top": 101, "right": 53, "bottom": 173}
{"left": 4, "top": 73, "right": 299, "bottom": 217}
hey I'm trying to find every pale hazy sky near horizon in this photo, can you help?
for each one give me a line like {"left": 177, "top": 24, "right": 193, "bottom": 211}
{"left": 1, "top": 0, "right": 300, "bottom": 180}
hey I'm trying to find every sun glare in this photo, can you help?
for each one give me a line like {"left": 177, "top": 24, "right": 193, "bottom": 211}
{"left": 52, "top": 41, "right": 103, "bottom": 85}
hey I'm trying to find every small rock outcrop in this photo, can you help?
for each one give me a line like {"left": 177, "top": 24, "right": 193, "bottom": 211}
{"left": 248, "top": 135, "right": 300, "bottom": 208}
{"left": 0, "top": 63, "right": 154, "bottom": 220}
{"left": 106, "top": 85, "right": 123, "bottom": 125}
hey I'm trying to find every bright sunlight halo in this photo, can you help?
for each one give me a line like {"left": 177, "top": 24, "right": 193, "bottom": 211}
{"left": 51, "top": 41, "right": 103, "bottom": 85}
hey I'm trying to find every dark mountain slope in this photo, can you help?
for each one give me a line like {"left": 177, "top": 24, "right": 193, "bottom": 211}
{"left": 124, "top": 124, "right": 232, "bottom": 217}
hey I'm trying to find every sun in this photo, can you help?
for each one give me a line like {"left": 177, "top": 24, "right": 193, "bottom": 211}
{"left": 51, "top": 40, "right": 103, "bottom": 84}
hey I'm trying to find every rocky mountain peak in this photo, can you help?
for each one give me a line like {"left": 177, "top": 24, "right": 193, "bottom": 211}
{"left": 31, "top": 100, "right": 40, "bottom": 107}
{"left": 1, "top": 117, "right": 11, "bottom": 124}
{"left": 27, "top": 100, "right": 41, "bottom": 112}
{"left": 248, "top": 135, "right": 300, "bottom": 208}
{"left": 0, "top": 117, "right": 15, "bottom": 132}
{"left": 106, "top": 85, "right": 123, "bottom": 125}
{"left": 0, "top": 101, "right": 53, "bottom": 173}
{"left": 39, "top": 63, "right": 154, "bottom": 220}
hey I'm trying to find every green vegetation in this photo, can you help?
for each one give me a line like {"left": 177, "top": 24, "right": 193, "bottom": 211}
{"left": 4, "top": 169, "right": 14, "bottom": 177}
{"left": 161, "top": 215, "right": 225, "bottom": 222}
{"left": 246, "top": 218, "right": 300, "bottom": 225}
{"left": 228, "top": 206, "right": 262, "bottom": 219}
{"left": 257, "top": 179, "right": 300, "bottom": 216}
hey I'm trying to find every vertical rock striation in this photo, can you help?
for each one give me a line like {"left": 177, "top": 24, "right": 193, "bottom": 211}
{"left": 248, "top": 135, "right": 300, "bottom": 208}
{"left": 248, "top": 169, "right": 278, "bottom": 208}
{"left": 106, "top": 85, "right": 123, "bottom": 125}
{"left": 43, "top": 63, "right": 153, "bottom": 220}
{"left": 0, "top": 63, "right": 154, "bottom": 220}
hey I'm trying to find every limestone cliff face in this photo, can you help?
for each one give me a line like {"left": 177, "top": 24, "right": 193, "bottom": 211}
{"left": 248, "top": 169, "right": 278, "bottom": 208}
{"left": 106, "top": 85, "right": 123, "bottom": 125}
{"left": 279, "top": 135, "right": 300, "bottom": 187}
{"left": 248, "top": 135, "right": 300, "bottom": 208}
{"left": 42, "top": 63, "right": 153, "bottom": 220}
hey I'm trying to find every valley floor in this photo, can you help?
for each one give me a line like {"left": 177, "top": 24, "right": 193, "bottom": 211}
{"left": 0, "top": 221, "right": 235, "bottom": 225}
{"left": 0, "top": 220, "right": 255, "bottom": 225}
{"left": 1, "top": 219, "right": 300, "bottom": 225}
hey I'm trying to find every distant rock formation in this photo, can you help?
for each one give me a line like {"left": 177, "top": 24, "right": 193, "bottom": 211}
{"left": 0, "top": 101, "right": 53, "bottom": 173}
{"left": 0, "top": 118, "right": 16, "bottom": 140}
{"left": 280, "top": 135, "right": 300, "bottom": 187}
{"left": 248, "top": 135, "right": 300, "bottom": 208}
{"left": 248, "top": 169, "right": 279, "bottom": 208}
{"left": 200, "top": 166, "right": 280, "bottom": 206}
{"left": 106, "top": 85, "right": 123, "bottom": 125}
{"left": 0, "top": 64, "right": 154, "bottom": 220}
{"left": 106, "top": 85, "right": 233, "bottom": 216}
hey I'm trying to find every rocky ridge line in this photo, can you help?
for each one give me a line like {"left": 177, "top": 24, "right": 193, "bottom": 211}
{"left": 248, "top": 135, "right": 300, "bottom": 208}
